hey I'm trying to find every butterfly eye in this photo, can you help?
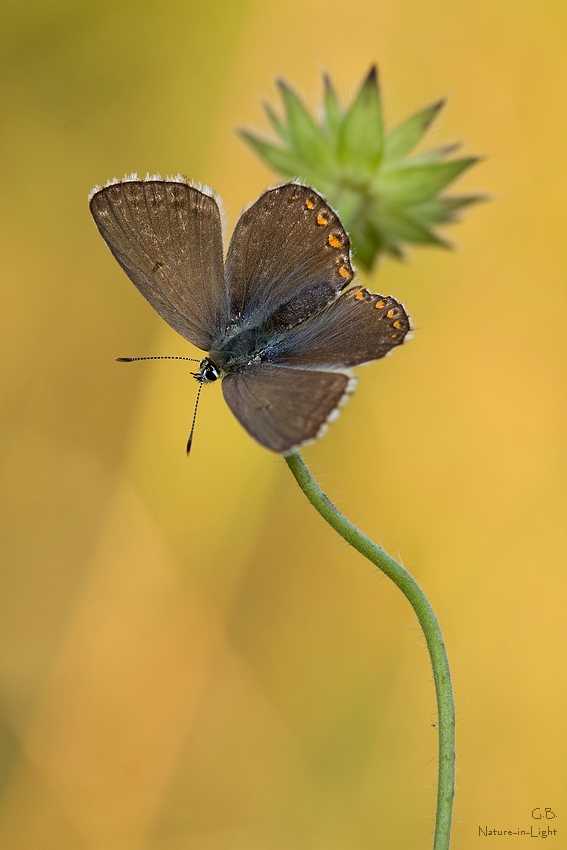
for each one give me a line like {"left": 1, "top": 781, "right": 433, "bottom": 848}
{"left": 199, "top": 359, "right": 221, "bottom": 383}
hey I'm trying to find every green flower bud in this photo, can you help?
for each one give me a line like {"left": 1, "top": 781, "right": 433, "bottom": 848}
{"left": 239, "top": 67, "right": 483, "bottom": 270}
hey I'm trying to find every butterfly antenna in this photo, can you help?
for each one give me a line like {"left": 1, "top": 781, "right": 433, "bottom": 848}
{"left": 116, "top": 355, "right": 201, "bottom": 362}
{"left": 186, "top": 381, "right": 205, "bottom": 456}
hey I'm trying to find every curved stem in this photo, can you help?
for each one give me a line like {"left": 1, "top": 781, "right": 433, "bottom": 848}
{"left": 285, "top": 451, "right": 455, "bottom": 850}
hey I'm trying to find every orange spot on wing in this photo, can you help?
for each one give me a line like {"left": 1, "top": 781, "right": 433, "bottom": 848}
{"left": 393, "top": 320, "right": 402, "bottom": 329}
{"left": 375, "top": 300, "right": 385, "bottom": 309}
{"left": 339, "top": 266, "right": 351, "bottom": 279}
{"left": 328, "top": 234, "right": 343, "bottom": 249}
{"left": 305, "top": 199, "right": 315, "bottom": 210}
{"left": 317, "top": 214, "right": 328, "bottom": 225}
{"left": 386, "top": 309, "right": 395, "bottom": 318}
{"left": 354, "top": 290, "right": 364, "bottom": 300}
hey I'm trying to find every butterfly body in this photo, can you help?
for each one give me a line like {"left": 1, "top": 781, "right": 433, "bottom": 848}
{"left": 89, "top": 176, "right": 410, "bottom": 454}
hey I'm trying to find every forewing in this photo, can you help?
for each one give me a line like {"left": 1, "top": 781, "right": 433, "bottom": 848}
{"left": 225, "top": 184, "right": 354, "bottom": 326}
{"left": 268, "top": 288, "right": 410, "bottom": 368}
{"left": 89, "top": 178, "right": 228, "bottom": 351}
{"left": 222, "top": 365, "right": 354, "bottom": 454}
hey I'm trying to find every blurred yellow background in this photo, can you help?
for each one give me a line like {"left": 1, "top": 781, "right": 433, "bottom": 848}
{"left": 1, "top": 0, "right": 565, "bottom": 847}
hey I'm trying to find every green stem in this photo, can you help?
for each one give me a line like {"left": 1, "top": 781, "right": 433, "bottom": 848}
{"left": 285, "top": 450, "right": 455, "bottom": 850}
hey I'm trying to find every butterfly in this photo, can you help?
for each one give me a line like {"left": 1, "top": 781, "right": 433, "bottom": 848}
{"left": 89, "top": 176, "right": 410, "bottom": 454}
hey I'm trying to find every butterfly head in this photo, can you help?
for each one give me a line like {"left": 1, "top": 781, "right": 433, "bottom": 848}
{"left": 192, "top": 357, "right": 221, "bottom": 384}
